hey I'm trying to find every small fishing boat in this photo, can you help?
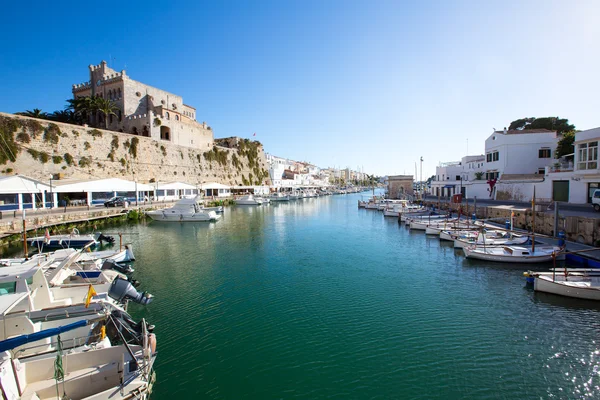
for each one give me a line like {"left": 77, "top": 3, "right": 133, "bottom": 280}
{"left": 146, "top": 197, "right": 220, "bottom": 222}
{"left": 27, "top": 229, "right": 114, "bottom": 251}
{"left": 454, "top": 231, "right": 528, "bottom": 249}
{"left": 463, "top": 244, "right": 564, "bottom": 263}
{"left": 525, "top": 269, "right": 600, "bottom": 300}
{"left": 236, "top": 194, "right": 264, "bottom": 205}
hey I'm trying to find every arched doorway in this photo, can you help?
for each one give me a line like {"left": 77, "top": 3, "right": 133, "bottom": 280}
{"left": 160, "top": 126, "right": 171, "bottom": 141}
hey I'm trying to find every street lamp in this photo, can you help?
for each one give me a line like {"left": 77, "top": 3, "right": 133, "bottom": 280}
{"left": 49, "top": 174, "right": 53, "bottom": 209}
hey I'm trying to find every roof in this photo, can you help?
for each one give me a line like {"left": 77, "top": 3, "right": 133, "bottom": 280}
{"left": 495, "top": 129, "right": 555, "bottom": 134}
{"left": 201, "top": 182, "right": 231, "bottom": 189}
{"left": 0, "top": 175, "right": 51, "bottom": 194}
{"left": 53, "top": 178, "right": 153, "bottom": 193}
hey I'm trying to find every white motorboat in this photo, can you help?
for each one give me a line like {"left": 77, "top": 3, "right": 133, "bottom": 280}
{"left": 269, "top": 193, "right": 290, "bottom": 202}
{"left": 525, "top": 269, "right": 600, "bottom": 300}
{"left": 27, "top": 229, "right": 115, "bottom": 251}
{"left": 0, "top": 315, "right": 157, "bottom": 399}
{"left": 146, "top": 197, "right": 220, "bottom": 221}
{"left": 236, "top": 194, "right": 264, "bottom": 205}
{"left": 440, "top": 229, "right": 479, "bottom": 242}
{"left": 463, "top": 244, "right": 564, "bottom": 263}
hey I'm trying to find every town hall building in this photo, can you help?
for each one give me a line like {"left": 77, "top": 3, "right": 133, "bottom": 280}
{"left": 72, "top": 61, "right": 213, "bottom": 150}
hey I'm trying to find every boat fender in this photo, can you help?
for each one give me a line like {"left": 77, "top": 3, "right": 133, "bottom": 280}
{"left": 149, "top": 333, "right": 157, "bottom": 354}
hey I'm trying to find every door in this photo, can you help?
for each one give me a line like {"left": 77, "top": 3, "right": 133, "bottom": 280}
{"left": 552, "top": 181, "right": 569, "bottom": 202}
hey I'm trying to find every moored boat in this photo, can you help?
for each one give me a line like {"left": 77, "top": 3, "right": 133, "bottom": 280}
{"left": 146, "top": 197, "right": 220, "bottom": 222}
{"left": 463, "top": 244, "right": 564, "bottom": 263}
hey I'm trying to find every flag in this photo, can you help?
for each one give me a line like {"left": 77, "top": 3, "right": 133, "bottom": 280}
{"left": 44, "top": 228, "right": 51, "bottom": 244}
{"left": 253, "top": 132, "right": 256, "bottom": 136}
{"left": 85, "top": 284, "right": 97, "bottom": 308}
{"left": 100, "top": 325, "right": 106, "bottom": 340}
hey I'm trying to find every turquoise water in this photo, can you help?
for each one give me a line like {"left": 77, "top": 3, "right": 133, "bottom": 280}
{"left": 121, "top": 193, "right": 600, "bottom": 399}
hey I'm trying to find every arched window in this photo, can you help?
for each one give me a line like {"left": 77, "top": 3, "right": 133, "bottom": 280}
{"left": 108, "top": 90, "right": 112, "bottom": 100}
{"left": 175, "top": 115, "right": 179, "bottom": 121}
{"left": 166, "top": 112, "right": 170, "bottom": 120}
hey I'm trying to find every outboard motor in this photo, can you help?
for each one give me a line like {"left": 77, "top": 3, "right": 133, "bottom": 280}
{"left": 108, "top": 277, "right": 154, "bottom": 305}
{"left": 101, "top": 259, "right": 134, "bottom": 274}
{"left": 97, "top": 233, "right": 115, "bottom": 245}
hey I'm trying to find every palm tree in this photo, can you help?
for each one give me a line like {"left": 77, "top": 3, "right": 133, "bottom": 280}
{"left": 16, "top": 108, "right": 48, "bottom": 119}
{"left": 66, "top": 96, "right": 104, "bottom": 126}
{"left": 96, "top": 97, "right": 119, "bottom": 130}
{"left": 49, "top": 109, "right": 76, "bottom": 123}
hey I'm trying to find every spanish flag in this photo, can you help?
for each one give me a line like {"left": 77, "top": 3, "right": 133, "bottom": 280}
{"left": 85, "top": 284, "right": 97, "bottom": 308}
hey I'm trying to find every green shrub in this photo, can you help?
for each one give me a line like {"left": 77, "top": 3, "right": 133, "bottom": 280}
{"left": 108, "top": 151, "right": 115, "bottom": 162}
{"left": 25, "top": 119, "right": 43, "bottom": 137}
{"left": 160, "top": 145, "right": 167, "bottom": 157}
{"left": 43, "top": 123, "right": 61, "bottom": 144}
{"left": 27, "top": 148, "right": 40, "bottom": 159}
{"left": 64, "top": 153, "right": 74, "bottom": 166}
{"left": 129, "top": 137, "right": 139, "bottom": 158}
{"left": 120, "top": 158, "right": 126, "bottom": 167}
{"left": 84, "top": 141, "right": 91, "bottom": 150}
{"left": 72, "top": 130, "right": 79, "bottom": 137}
{"left": 52, "top": 155, "right": 63, "bottom": 164}
{"left": 111, "top": 135, "right": 119, "bottom": 150}
{"left": 39, "top": 152, "right": 49, "bottom": 163}
{"left": 88, "top": 129, "right": 103, "bottom": 138}
{"left": 0, "top": 116, "right": 21, "bottom": 164}
{"left": 78, "top": 156, "right": 91, "bottom": 167}
{"left": 16, "top": 132, "right": 31, "bottom": 143}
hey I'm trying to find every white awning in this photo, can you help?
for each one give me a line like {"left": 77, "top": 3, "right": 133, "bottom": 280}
{"left": 0, "top": 175, "right": 50, "bottom": 194}
{"left": 156, "top": 182, "right": 197, "bottom": 190}
{"left": 53, "top": 178, "right": 153, "bottom": 193}
{"left": 201, "top": 182, "right": 231, "bottom": 190}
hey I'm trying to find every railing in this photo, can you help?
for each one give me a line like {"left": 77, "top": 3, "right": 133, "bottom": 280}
{"left": 548, "top": 164, "right": 574, "bottom": 173}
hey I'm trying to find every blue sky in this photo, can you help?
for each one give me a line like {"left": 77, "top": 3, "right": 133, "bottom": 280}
{"left": 1, "top": 0, "right": 598, "bottom": 177}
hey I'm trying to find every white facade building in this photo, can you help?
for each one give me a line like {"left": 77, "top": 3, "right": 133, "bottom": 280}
{"left": 544, "top": 127, "right": 600, "bottom": 204}
{"left": 484, "top": 129, "right": 559, "bottom": 180}
{"left": 430, "top": 155, "right": 486, "bottom": 198}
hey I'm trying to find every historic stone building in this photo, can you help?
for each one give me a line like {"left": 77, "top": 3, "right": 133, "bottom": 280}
{"left": 387, "top": 175, "right": 414, "bottom": 199}
{"left": 72, "top": 61, "right": 213, "bottom": 150}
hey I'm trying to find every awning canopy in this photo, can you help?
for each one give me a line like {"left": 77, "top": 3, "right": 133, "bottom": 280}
{"left": 0, "top": 175, "right": 50, "bottom": 194}
{"left": 156, "top": 182, "right": 197, "bottom": 190}
{"left": 443, "top": 184, "right": 455, "bottom": 188}
{"left": 53, "top": 178, "right": 153, "bottom": 193}
{"left": 201, "top": 182, "right": 231, "bottom": 190}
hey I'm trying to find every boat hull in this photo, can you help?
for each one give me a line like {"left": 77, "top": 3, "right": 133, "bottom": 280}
{"left": 534, "top": 276, "right": 600, "bottom": 300}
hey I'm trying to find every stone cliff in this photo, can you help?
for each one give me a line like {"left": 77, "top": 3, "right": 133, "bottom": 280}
{"left": 0, "top": 113, "right": 270, "bottom": 186}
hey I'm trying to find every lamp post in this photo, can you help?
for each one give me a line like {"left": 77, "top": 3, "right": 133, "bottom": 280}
{"left": 419, "top": 156, "right": 423, "bottom": 199}
{"left": 49, "top": 174, "right": 53, "bottom": 209}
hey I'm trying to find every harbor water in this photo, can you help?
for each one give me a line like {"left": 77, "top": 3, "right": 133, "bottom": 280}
{"left": 121, "top": 193, "right": 600, "bottom": 399}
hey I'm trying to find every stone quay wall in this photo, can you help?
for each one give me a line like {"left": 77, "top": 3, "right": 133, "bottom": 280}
{"left": 0, "top": 113, "right": 270, "bottom": 187}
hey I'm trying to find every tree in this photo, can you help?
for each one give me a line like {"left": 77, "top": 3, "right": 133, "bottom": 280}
{"left": 508, "top": 116, "right": 575, "bottom": 134}
{"left": 49, "top": 109, "right": 76, "bottom": 124}
{"left": 16, "top": 108, "right": 48, "bottom": 119}
{"left": 96, "top": 98, "right": 119, "bottom": 129}
{"left": 66, "top": 96, "right": 102, "bottom": 126}
{"left": 555, "top": 131, "right": 576, "bottom": 159}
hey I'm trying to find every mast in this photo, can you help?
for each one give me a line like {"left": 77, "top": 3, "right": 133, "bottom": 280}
{"left": 531, "top": 186, "right": 536, "bottom": 253}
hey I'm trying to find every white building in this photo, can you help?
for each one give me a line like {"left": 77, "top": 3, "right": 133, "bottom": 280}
{"left": 430, "top": 155, "right": 485, "bottom": 198}
{"left": 544, "top": 127, "right": 600, "bottom": 204}
{"left": 484, "top": 128, "right": 558, "bottom": 180}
